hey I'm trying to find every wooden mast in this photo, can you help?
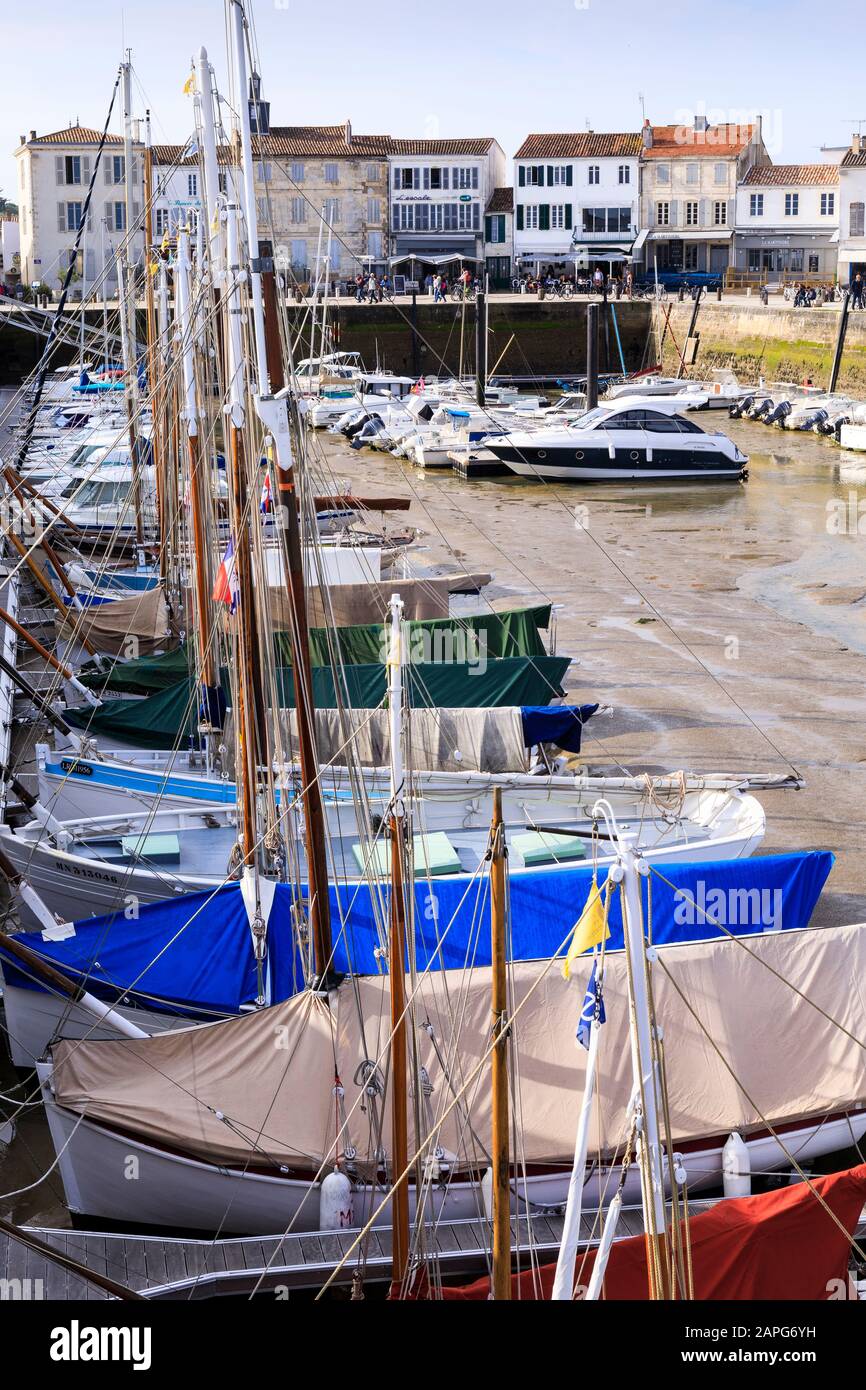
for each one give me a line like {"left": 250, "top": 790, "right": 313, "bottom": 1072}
{"left": 386, "top": 594, "right": 410, "bottom": 1290}
{"left": 489, "top": 785, "right": 511, "bottom": 1299}
{"left": 120, "top": 56, "right": 145, "bottom": 552}
{"left": 228, "top": 0, "right": 334, "bottom": 983}
{"left": 142, "top": 111, "right": 167, "bottom": 582}
{"left": 174, "top": 225, "right": 216, "bottom": 696}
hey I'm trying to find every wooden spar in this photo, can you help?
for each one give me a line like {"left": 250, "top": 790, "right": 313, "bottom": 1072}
{"left": 386, "top": 594, "right": 410, "bottom": 1290}
{"left": 227, "top": 0, "right": 334, "bottom": 983}
{"left": 120, "top": 58, "right": 145, "bottom": 551}
{"left": 143, "top": 115, "right": 167, "bottom": 581}
{"left": 0, "top": 657, "right": 79, "bottom": 743}
{"left": 2, "top": 528, "right": 99, "bottom": 658}
{"left": 2, "top": 465, "right": 84, "bottom": 538}
{"left": 389, "top": 807, "right": 410, "bottom": 1289}
{"left": 0, "top": 602, "right": 98, "bottom": 703}
{"left": 0, "top": 932, "right": 148, "bottom": 1044}
{"left": 260, "top": 243, "right": 285, "bottom": 392}
{"left": 313, "top": 495, "right": 410, "bottom": 512}
{"left": 175, "top": 226, "right": 216, "bottom": 691}
{"left": 224, "top": 202, "right": 268, "bottom": 869}
{"left": 489, "top": 784, "right": 511, "bottom": 1300}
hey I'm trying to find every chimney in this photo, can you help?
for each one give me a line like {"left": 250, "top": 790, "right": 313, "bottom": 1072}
{"left": 694, "top": 114, "right": 709, "bottom": 133}
{"left": 132, "top": 118, "right": 141, "bottom": 144}
{"left": 345, "top": 118, "right": 352, "bottom": 146}
{"left": 853, "top": 134, "right": 863, "bottom": 155}
{"left": 642, "top": 118, "right": 653, "bottom": 150}
{"left": 29, "top": 130, "right": 36, "bottom": 141}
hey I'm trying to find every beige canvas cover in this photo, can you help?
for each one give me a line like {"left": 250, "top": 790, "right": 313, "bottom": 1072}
{"left": 50, "top": 924, "right": 866, "bottom": 1171}
{"left": 56, "top": 585, "right": 170, "bottom": 656}
{"left": 269, "top": 578, "right": 450, "bottom": 629}
{"left": 292, "top": 706, "right": 528, "bottom": 774}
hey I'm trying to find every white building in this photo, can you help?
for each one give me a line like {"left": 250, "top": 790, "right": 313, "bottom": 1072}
{"left": 513, "top": 132, "right": 643, "bottom": 278}
{"left": 388, "top": 138, "right": 506, "bottom": 277}
{"left": 640, "top": 118, "right": 766, "bottom": 279}
{"left": 733, "top": 165, "right": 839, "bottom": 282}
{"left": 14, "top": 124, "right": 204, "bottom": 297}
{"left": 0, "top": 216, "right": 20, "bottom": 285}
{"left": 837, "top": 135, "right": 866, "bottom": 286}
{"left": 483, "top": 187, "right": 513, "bottom": 289}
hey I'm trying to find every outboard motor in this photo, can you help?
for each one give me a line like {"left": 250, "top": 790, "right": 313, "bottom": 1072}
{"left": 750, "top": 398, "right": 774, "bottom": 421}
{"left": 344, "top": 413, "right": 372, "bottom": 439}
{"left": 729, "top": 395, "right": 753, "bottom": 419}
{"left": 350, "top": 415, "right": 384, "bottom": 448}
{"left": 830, "top": 413, "right": 851, "bottom": 439}
{"left": 798, "top": 408, "right": 826, "bottom": 432}
{"left": 766, "top": 400, "right": 792, "bottom": 427}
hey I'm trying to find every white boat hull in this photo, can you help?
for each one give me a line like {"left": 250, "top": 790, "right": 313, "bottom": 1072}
{"left": 38, "top": 1072, "right": 865, "bottom": 1237}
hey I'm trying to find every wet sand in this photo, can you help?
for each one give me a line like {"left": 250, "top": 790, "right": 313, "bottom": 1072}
{"left": 314, "top": 413, "right": 866, "bottom": 925}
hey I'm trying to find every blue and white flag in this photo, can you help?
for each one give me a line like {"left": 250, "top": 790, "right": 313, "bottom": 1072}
{"left": 576, "top": 959, "right": 605, "bottom": 1050}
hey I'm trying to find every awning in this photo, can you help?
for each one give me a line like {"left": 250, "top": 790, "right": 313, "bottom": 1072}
{"left": 632, "top": 228, "right": 649, "bottom": 252}
{"left": 647, "top": 229, "right": 734, "bottom": 242}
{"left": 390, "top": 251, "right": 480, "bottom": 266}
{"left": 831, "top": 229, "right": 840, "bottom": 244}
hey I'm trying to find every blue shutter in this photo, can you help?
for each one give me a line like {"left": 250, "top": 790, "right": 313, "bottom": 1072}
{"left": 547, "top": 165, "right": 554, "bottom": 186}
{"left": 516, "top": 204, "right": 524, "bottom": 231}
{"left": 518, "top": 166, "right": 525, "bottom": 187}
{"left": 485, "top": 215, "right": 492, "bottom": 241}
{"left": 566, "top": 166, "right": 573, "bottom": 187}
{"left": 539, "top": 204, "right": 550, "bottom": 231}
{"left": 564, "top": 204, "right": 572, "bottom": 230}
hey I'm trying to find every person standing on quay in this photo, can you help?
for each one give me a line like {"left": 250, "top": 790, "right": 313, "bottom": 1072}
{"left": 852, "top": 272, "right": 864, "bottom": 310}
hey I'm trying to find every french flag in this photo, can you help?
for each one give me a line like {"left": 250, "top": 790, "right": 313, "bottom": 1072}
{"left": 260, "top": 471, "right": 272, "bottom": 514}
{"left": 212, "top": 536, "right": 239, "bottom": 613}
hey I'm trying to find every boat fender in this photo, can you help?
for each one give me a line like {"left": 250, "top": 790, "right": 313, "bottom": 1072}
{"left": 480, "top": 1166, "right": 494, "bottom": 1220}
{"left": 319, "top": 1168, "right": 355, "bottom": 1231}
{"left": 722, "top": 1131, "right": 751, "bottom": 1198}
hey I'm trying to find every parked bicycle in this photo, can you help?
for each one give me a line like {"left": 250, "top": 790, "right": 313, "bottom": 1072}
{"left": 450, "top": 285, "right": 477, "bottom": 302}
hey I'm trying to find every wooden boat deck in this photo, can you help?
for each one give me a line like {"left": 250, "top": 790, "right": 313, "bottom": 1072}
{"left": 9, "top": 1202, "right": 727, "bottom": 1299}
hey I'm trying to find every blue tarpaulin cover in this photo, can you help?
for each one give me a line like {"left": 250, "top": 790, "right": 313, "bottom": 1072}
{"left": 520, "top": 704, "right": 600, "bottom": 754}
{"left": 0, "top": 852, "right": 833, "bottom": 1019}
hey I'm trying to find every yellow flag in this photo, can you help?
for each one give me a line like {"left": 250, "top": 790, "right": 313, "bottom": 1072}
{"left": 182, "top": 71, "right": 195, "bottom": 96}
{"left": 562, "top": 875, "right": 610, "bottom": 980}
{"left": 160, "top": 228, "right": 170, "bottom": 254}
{"left": 147, "top": 259, "right": 158, "bottom": 277}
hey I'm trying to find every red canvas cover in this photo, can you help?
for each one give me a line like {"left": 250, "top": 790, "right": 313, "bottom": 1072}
{"left": 398, "top": 1165, "right": 866, "bottom": 1301}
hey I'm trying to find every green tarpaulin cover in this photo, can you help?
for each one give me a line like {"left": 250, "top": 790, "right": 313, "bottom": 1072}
{"left": 66, "top": 654, "right": 571, "bottom": 750}
{"left": 77, "top": 606, "right": 552, "bottom": 695}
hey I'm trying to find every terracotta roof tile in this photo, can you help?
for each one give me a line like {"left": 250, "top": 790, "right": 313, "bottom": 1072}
{"left": 259, "top": 127, "right": 392, "bottom": 157}
{"left": 842, "top": 148, "right": 866, "bottom": 168}
{"left": 389, "top": 137, "right": 497, "bottom": 156}
{"left": 742, "top": 163, "right": 839, "bottom": 186}
{"left": 643, "top": 123, "right": 756, "bottom": 158}
{"left": 486, "top": 186, "right": 513, "bottom": 213}
{"left": 515, "top": 132, "right": 641, "bottom": 159}
{"left": 25, "top": 125, "right": 123, "bottom": 146}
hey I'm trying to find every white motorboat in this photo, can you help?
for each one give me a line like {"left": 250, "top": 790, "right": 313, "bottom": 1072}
{"left": 4, "top": 771, "right": 768, "bottom": 927}
{"left": 486, "top": 398, "right": 748, "bottom": 482}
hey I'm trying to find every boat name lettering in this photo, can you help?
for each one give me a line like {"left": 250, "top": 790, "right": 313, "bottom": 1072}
{"left": 60, "top": 760, "right": 93, "bottom": 778}
{"left": 54, "top": 861, "right": 120, "bottom": 884}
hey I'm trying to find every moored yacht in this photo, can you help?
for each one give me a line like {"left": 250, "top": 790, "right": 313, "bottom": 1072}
{"left": 486, "top": 398, "right": 748, "bottom": 482}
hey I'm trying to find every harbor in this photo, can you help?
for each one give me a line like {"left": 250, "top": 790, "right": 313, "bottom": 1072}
{"left": 2, "top": 0, "right": 866, "bottom": 1355}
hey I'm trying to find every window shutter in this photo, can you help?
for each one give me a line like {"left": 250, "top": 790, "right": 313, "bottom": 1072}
{"left": 564, "top": 204, "right": 572, "bottom": 230}
{"left": 55, "top": 156, "right": 64, "bottom": 185}
{"left": 57, "top": 202, "right": 66, "bottom": 232}
{"left": 516, "top": 204, "right": 524, "bottom": 231}
{"left": 669, "top": 199, "right": 678, "bottom": 227}
{"left": 105, "top": 200, "right": 112, "bottom": 228}
{"left": 498, "top": 215, "right": 506, "bottom": 242}
{"left": 728, "top": 197, "right": 735, "bottom": 229}
{"left": 393, "top": 166, "right": 399, "bottom": 189}
{"left": 566, "top": 166, "right": 573, "bottom": 187}
{"left": 518, "top": 166, "right": 525, "bottom": 187}
{"left": 547, "top": 165, "right": 554, "bottom": 186}
{"left": 472, "top": 168, "right": 478, "bottom": 188}
{"left": 133, "top": 201, "right": 141, "bottom": 224}
{"left": 699, "top": 197, "right": 708, "bottom": 228}
{"left": 87, "top": 207, "right": 93, "bottom": 232}
{"left": 539, "top": 203, "right": 550, "bottom": 231}
{"left": 131, "top": 156, "right": 139, "bottom": 185}
{"left": 423, "top": 167, "right": 429, "bottom": 190}
{"left": 104, "top": 159, "right": 112, "bottom": 185}
{"left": 82, "top": 156, "right": 91, "bottom": 185}
{"left": 485, "top": 216, "right": 492, "bottom": 241}
{"left": 413, "top": 168, "right": 419, "bottom": 189}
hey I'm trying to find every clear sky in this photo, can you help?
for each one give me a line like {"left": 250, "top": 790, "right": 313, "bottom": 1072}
{"left": 2, "top": 0, "right": 860, "bottom": 198}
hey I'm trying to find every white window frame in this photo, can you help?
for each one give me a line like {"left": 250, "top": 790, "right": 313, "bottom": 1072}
{"left": 785, "top": 192, "right": 799, "bottom": 216}
{"left": 588, "top": 165, "right": 600, "bottom": 185}
{"left": 524, "top": 205, "right": 539, "bottom": 230}
{"left": 749, "top": 193, "right": 764, "bottom": 216}
{"left": 685, "top": 200, "right": 699, "bottom": 226}
{"left": 686, "top": 163, "right": 699, "bottom": 185}
{"left": 713, "top": 201, "right": 727, "bottom": 226}
{"left": 655, "top": 164, "right": 670, "bottom": 185}
{"left": 618, "top": 164, "right": 630, "bottom": 184}
{"left": 656, "top": 201, "right": 670, "bottom": 226}
{"left": 820, "top": 192, "right": 835, "bottom": 216}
